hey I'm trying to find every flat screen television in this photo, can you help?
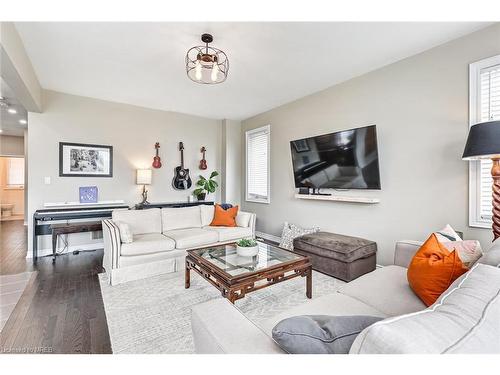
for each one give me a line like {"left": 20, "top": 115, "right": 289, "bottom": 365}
{"left": 290, "top": 125, "right": 381, "bottom": 190}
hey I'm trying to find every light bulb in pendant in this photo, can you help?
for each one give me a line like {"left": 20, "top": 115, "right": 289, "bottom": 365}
{"left": 195, "top": 60, "right": 202, "bottom": 81}
{"left": 211, "top": 62, "right": 219, "bottom": 82}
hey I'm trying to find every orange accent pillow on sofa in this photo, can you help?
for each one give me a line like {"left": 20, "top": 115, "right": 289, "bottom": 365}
{"left": 407, "top": 233, "right": 468, "bottom": 306}
{"left": 210, "top": 204, "right": 238, "bottom": 227}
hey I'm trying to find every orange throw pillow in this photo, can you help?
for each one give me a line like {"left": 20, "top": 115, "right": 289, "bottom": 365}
{"left": 210, "top": 204, "right": 238, "bottom": 227}
{"left": 407, "top": 233, "right": 468, "bottom": 306}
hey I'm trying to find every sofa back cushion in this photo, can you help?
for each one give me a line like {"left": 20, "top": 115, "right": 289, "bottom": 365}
{"left": 200, "top": 205, "right": 215, "bottom": 227}
{"left": 162, "top": 206, "right": 202, "bottom": 232}
{"left": 478, "top": 239, "right": 500, "bottom": 267}
{"left": 350, "top": 264, "right": 500, "bottom": 354}
{"left": 112, "top": 208, "right": 162, "bottom": 235}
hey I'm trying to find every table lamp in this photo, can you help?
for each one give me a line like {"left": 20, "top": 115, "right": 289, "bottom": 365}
{"left": 136, "top": 169, "right": 152, "bottom": 205}
{"left": 462, "top": 120, "right": 500, "bottom": 240}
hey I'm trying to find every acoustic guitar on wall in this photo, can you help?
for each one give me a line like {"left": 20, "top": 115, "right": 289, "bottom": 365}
{"left": 152, "top": 142, "right": 162, "bottom": 169}
{"left": 199, "top": 147, "right": 207, "bottom": 170}
{"left": 172, "top": 142, "right": 192, "bottom": 190}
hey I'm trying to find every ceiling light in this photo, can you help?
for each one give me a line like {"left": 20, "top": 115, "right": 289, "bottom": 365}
{"left": 0, "top": 129, "right": 3, "bottom": 133}
{"left": 7, "top": 108, "right": 17, "bottom": 114}
{"left": 186, "top": 33, "right": 229, "bottom": 84}
{"left": 19, "top": 119, "right": 27, "bottom": 125}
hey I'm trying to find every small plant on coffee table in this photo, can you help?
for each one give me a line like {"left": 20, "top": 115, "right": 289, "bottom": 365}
{"left": 236, "top": 238, "right": 258, "bottom": 247}
{"left": 193, "top": 171, "right": 219, "bottom": 201}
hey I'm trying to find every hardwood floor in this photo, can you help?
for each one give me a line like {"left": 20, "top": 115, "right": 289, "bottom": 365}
{"left": 0, "top": 220, "right": 112, "bottom": 354}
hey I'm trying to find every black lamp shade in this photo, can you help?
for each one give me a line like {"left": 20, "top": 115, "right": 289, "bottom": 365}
{"left": 462, "top": 121, "right": 500, "bottom": 160}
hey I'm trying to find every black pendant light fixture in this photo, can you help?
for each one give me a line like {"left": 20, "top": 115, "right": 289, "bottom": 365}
{"left": 185, "top": 33, "right": 229, "bottom": 84}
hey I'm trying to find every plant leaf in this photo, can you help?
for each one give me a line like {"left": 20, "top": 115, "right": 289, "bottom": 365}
{"left": 210, "top": 171, "right": 219, "bottom": 179}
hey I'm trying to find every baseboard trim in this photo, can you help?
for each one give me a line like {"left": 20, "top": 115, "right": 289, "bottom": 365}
{"left": 255, "top": 231, "right": 281, "bottom": 244}
{"left": 26, "top": 242, "right": 104, "bottom": 258}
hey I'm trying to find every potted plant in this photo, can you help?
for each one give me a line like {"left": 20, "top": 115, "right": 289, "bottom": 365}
{"left": 236, "top": 238, "right": 259, "bottom": 257}
{"left": 193, "top": 171, "right": 219, "bottom": 201}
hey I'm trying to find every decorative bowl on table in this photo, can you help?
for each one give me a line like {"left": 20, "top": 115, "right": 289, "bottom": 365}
{"left": 235, "top": 238, "right": 259, "bottom": 257}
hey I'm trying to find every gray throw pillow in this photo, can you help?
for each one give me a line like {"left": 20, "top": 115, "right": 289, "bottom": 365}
{"left": 272, "top": 315, "right": 383, "bottom": 354}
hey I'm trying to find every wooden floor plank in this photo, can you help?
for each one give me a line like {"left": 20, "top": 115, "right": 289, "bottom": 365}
{"left": 0, "top": 220, "right": 112, "bottom": 354}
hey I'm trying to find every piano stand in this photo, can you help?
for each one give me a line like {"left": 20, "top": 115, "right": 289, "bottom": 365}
{"left": 50, "top": 222, "right": 103, "bottom": 263}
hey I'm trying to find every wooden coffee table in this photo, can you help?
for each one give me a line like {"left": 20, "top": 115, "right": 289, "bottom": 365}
{"left": 185, "top": 241, "right": 312, "bottom": 303}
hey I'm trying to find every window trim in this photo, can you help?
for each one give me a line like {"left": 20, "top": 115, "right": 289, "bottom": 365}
{"left": 468, "top": 55, "right": 500, "bottom": 228}
{"left": 245, "top": 124, "right": 271, "bottom": 204}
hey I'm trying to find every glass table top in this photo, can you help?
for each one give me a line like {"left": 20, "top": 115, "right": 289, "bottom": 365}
{"left": 190, "top": 242, "right": 303, "bottom": 277}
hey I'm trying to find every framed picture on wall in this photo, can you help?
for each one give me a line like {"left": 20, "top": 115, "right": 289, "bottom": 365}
{"left": 292, "top": 139, "right": 310, "bottom": 152}
{"left": 59, "top": 142, "right": 113, "bottom": 177}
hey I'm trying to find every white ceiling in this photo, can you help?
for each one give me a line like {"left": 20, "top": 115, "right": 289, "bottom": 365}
{"left": 1, "top": 78, "right": 28, "bottom": 137}
{"left": 15, "top": 22, "right": 491, "bottom": 120}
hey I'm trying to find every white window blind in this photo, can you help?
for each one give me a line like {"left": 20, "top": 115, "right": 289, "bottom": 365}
{"left": 7, "top": 157, "right": 25, "bottom": 187}
{"left": 477, "top": 64, "right": 500, "bottom": 221}
{"left": 469, "top": 56, "right": 500, "bottom": 227}
{"left": 246, "top": 125, "right": 270, "bottom": 203}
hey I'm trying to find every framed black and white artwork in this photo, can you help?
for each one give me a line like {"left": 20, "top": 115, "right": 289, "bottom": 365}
{"left": 59, "top": 142, "right": 113, "bottom": 177}
{"left": 292, "top": 139, "right": 310, "bottom": 153}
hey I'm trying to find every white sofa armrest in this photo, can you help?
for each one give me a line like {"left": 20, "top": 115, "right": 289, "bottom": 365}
{"left": 191, "top": 298, "right": 284, "bottom": 354}
{"left": 393, "top": 240, "right": 423, "bottom": 268}
{"left": 102, "top": 219, "right": 121, "bottom": 274}
{"left": 238, "top": 211, "right": 256, "bottom": 238}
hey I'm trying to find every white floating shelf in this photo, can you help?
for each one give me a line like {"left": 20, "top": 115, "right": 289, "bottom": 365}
{"left": 294, "top": 194, "right": 380, "bottom": 204}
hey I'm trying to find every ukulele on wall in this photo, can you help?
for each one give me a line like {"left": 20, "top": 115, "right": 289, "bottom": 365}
{"left": 199, "top": 147, "right": 207, "bottom": 170}
{"left": 172, "top": 142, "right": 192, "bottom": 190}
{"left": 152, "top": 142, "right": 162, "bottom": 169}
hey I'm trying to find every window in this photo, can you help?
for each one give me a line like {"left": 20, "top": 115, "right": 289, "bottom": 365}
{"left": 6, "top": 157, "right": 25, "bottom": 188}
{"left": 469, "top": 55, "right": 500, "bottom": 228}
{"left": 246, "top": 125, "right": 270, "bottom": 203}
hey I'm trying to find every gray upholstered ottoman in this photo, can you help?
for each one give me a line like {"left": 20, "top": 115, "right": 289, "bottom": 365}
{"left": 293, "top": 232, "right": 377, "bottom": 282}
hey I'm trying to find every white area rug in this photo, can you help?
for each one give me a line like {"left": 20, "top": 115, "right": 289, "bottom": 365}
{"left": 0, "top": 272, "right": 35, "bottom": 331}
{"left": 99, "top": 270, "right": 342, "bottom": 354}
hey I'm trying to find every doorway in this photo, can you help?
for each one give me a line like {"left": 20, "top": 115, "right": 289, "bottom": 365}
{"left": 0, "top": 155, "right": 25, "bottom": 222}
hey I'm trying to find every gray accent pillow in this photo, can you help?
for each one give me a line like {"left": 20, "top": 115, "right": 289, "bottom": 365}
{"left": 272, "top": 315, "right": 383, "bottom": 354}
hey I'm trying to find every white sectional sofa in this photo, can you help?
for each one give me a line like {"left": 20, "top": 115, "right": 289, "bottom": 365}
{"left": 191, "top": 239, "right": 500, "bottom": 354}
{"left": 102, "top": 205, "right": 256, "bottom": 285}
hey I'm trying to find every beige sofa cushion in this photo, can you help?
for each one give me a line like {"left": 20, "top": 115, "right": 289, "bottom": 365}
{"left": 258, "top": 293, "right": 387, "bottom": 335}
{"left": 112, "top": 208, "right": 162, "bottom": 235}
{"left": 204, "top": 226, "right": 253, "bottom": 242}
{"left": 162, "top": 207, "right": 202, "bottom": 232}
{"left": 164, "top": 228, "right": 218, "bottom": 249}
{"left": 200, "top": 205, "right": 215, "bottom": 227}
{"left": 339, "top": 265, "right": 426, "bottom": 316}
{"left": 350, "top": 264, "right": 500, "bottom": 354}
{"left": 120, "top": 233, "right": 175, "bottom": 256}
{"left": 235, "top": 212, "right": 252, "bottom": 228}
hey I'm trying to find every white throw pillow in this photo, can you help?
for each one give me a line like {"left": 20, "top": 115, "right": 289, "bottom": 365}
{"left": 279, "top": 222, "right": 320, "bottom": 251}
{"left": 434, "top": 224, "right": 462, "bottom": 242}
{"left": 434, "top": 224, "right": 482, "bottom": 267}
{"left": 236, "top": 212, "right": 252, "bottom": 228}
{"left": 117, "top": 221, "right": 133, "bottom": 244}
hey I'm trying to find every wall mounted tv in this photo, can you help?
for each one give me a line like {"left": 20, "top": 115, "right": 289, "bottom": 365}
{"left": 290, "top": 125, "right": 381, "bottom": 190}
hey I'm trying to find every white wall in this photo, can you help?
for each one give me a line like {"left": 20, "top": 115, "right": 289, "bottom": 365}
{"left": 28, "top": 90, "right": 223, "bottom": 254}
{"left": 221, "top": 119, "right": 242, "bottom": 205}
{"left": 241, "top": 24, "right": 500, "bottom": 265}
{"left": 0, "top": 135, "right": 24, "bottom": 156}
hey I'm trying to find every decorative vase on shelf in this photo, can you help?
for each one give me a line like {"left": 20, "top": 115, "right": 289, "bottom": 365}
{"left": 197, "top": 193, "right": 206, "bottom": 201}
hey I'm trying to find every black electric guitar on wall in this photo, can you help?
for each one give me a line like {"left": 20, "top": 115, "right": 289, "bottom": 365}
{"left": 172, "top": 142, "right": 192, "bottom": 190}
